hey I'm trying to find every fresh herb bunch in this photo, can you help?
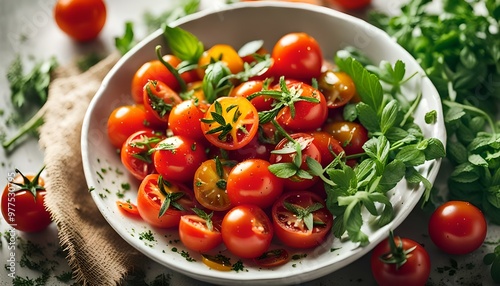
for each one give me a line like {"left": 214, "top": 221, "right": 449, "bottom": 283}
{"left": 370, "top": 0, "right": 500, "bottom": 225}
{"left": 321, "top": 54, "right": 445, "bottom": 246}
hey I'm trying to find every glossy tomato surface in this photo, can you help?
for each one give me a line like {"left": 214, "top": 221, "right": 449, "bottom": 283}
{"left": 221, "top": 205, "right": 273, "bottom": 258}
{"left": 107, "top": 104, "right": 152, "bottom": 149}
{"left": 1, "top": 170, "right": 51, "bottom": 232}
{"left": 121, "top": 130, "right": 165, "bottom": 181}
{"left": 193, "top": 158, "right": 233, "bottom": 212}
{"left": 137, "top": 174, "right": 197, "bottom": 228}
{"left": 54, "top": 0, "right": 106, "bottom": 42}
{"left": 322, "top": 121, "right": 368, "bottom": 156}
{"left": 179, "top": 214, "right": 223, "bottom": 252}
{"left": 428, "top": 201, "right": 487, "bottom": 255}
{"left": 371, "top": 235, "right": 431, "bottom": 286}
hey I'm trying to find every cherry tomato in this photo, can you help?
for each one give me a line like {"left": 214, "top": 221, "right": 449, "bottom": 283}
{"left": 221, "top": 205, "right": 273, "bottom": 258}
{"left": 193, "top": 158, "right": 233, "bottom": 212}
{"left": 107, "top": 104, "right": 152, "bottom": 149}
{"left": 371, "top": 232, "right": 431, "bottom": 286}
{"left": 253, "top": 249, "right": 290, "bottom": 268}
{"left": 226, "top": 159, "right": 284, "bottom": 209}
{"left": 201, "top": 254, "right": 232, "bottom": 271}
{"left": 137, "top": 174, "right": 197, "bottom": 228}
{"left": 327, "top": 0, "right": 371, "bottom": 10}
{"left": 143, "top": 80, "right": 182, "bottom": 123}
{"left": 120, "top": 130, "right": 165, "bottom": 181}
{"left": 428, "top": 201, "right": 487, "bottom": 255}
{"left": 168, "top": 99, "right": 208, "bottom": 142}
{"left": 201, "top": 97, "right": 259, "bottom": 150}
{"left": 269, "top": 133, "right": 322, "bottom": 191}
{"left": 131, "top": 55, "right": 183, "bottom": 104}
{"left": 318, "top": 70, "right": 357, "bottom": 109}
{"left": 54, "top": 0, "right": 106, "bottom": 42}
{"left": 272, "top": 191, "right": 332, "bottom": 249}
{"left": 322, "top": 121, "right": 369, "bottom": 156}
{"left": 271, "top": 32, "right": 323, "bottom": 82}
{"left": 1, "top": 168, "right": 51, "bottom": 233}
{"left": 309, "top": 131, "right": 345, "bottom": 167}
{"left": 274, "top": 81, "right": 328, "bottom": 133}
{"left": 197, "top": 44, "right": 244, "bottom": 79}
{"left": 179, "top": 212, "right": 223, "bottom": 252}
{"left": 116, "top": 200, "right": 140, "bottom": 218}
{"left": 230, "top": 80, "right": 274, "bottom": 112}
{"left": 153, "top": 135, "right": 207, "bottom": 183}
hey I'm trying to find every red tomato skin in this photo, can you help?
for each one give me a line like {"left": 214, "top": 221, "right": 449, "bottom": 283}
{"left": 309, "top": 131, "right": 345, "bottom": 167}
{"left": 322, "top": 121, "right": 369, "bottom": 156}
{"left": 327, "top": 0, "right": 371, "bottom": 10}
{"left": 428, "top": 201, "right": 487, "bottom": 255}
{"left": 107, "top": 105, "right": 151, "bottom": 149}
{"left": 153, "top": 136, "right": 207, "bottom": 183}
{"left": 271, "top": 32, "right": 323, "bottom": 82}
{"left": 168, "top": 99, "right": 208, "bottom": 142}
{"left": 226, "top": 159, "right": 284, "bottom": 209}
{"left": 137, "top": 174, "right": 197, "bottom": 228}
{"left": 371, "top": 236, "right": 431, "bottom": 286}
{"left": 230, "top": 80, "right": 274, "bottom": 112}
{"left": 54, "top": 0, "right": 106, "bottom": 42}
{"left": 1, "top": 173, "right": 51, "bottom": 233}
{"left": 221, "top": 205, "right": 273, "bottom": 258}
{"left": 271, "top": 191, "right": 332, "bottom": 249}
{"left": 131, "top": 55, "right": 182, "bottom": 104}
{"left": 275, "top": 82, "right": 328, "bottom": 133}
{"left": 269, "top": 133, "right": 322, "bottom": 191}
{"left": 179, "top": 215, "right": 222, "bottom": 252}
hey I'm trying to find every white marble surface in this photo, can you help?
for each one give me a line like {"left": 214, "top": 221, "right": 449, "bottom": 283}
{"left": 0, "top": 0, "right": 498, "bottom": 285}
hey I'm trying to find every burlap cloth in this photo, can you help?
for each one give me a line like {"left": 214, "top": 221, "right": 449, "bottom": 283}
{"left": 38, "top": 52, "right": 145, "bottom": 286}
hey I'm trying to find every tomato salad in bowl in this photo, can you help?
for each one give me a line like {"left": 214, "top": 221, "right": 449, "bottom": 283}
{"left": 81, "top": 2, "right": 446, "bottom": 285}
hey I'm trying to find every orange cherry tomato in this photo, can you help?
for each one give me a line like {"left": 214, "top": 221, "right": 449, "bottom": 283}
{"left": 197, "top": 44, "right": 244, "bottom": 78}
{"left": 54, "top": 0, "right": 107, "bottom": 42}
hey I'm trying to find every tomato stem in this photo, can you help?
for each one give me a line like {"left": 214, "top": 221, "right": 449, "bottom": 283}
{"left": 2, "top": 108, "right": 45, "bottom": 150}
{"left": 155, "top": 45, "right": 188, "bottom": 93}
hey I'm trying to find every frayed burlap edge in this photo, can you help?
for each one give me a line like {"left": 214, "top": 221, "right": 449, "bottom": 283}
{"left": 38, "top": 52, "right": 146, "bottom": 286}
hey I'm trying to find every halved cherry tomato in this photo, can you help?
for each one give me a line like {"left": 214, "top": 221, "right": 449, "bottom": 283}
{"left": 116, "top": 200, "right": 141, "bottom": 218}
{"left": 322, "top": 121, "right": 368, "bottom": 156}
{"left": 197, "top": 44, "right": 244, "bottom": 79}
{"left": 200, "top": 97, "right": 259, "bottom": 150}
{"left": 318, "top": 70, "right": 357, "bottom": 109}
{"left": 168, "top": 99, "right": 209, "bottom": 142}
{"left": 143, "top": 80, "right": 182, "bottom": 123}
{"left": 271, "top": 32, "right": 323, "bottom": 82}
{"left": 230, "top": 80, "right": 274, "bottom": 112}
{"left": 153, "top": 135, "right": 207, "bottom": 183}
{"left": 137, "top": 174, "right": 197, "bottom": 228}
{"left": 201, "top": 254, "right": 232, "bottom": 271}
{"left": 131, "top": 55, "right": 183, "bottom": 103}
{"left": 54, "top": 0, "right": 106, "bottom": 42}
{"left": 253, "top": 249, "right": 290, "bottom": 268}
{"left": 274, "top": 81, "right": 328, "bottom": 133}
{"left": 272, "top": 191, "right": 332, "bottom": 249}
{"left": 269, "top": 133, "right": 322, "bottom": 191}
{"left": 428, "top": 201, "right": 487, "bottom": 255}
{"left": 179, "top": 212, "right": 223, "bottom": 252}
{"left": 193, "top": 158, "right": 233, "bottom": 212}
{"left": 1, "top": 168, "right": 51, "bottom": 232}
{"left": 107, "top": 104, "right": 151, "bottom": 149}
{"left": 121, "top": 130, "right": 165, "bottom": 181}
{"left": 221, "top": 205, "right": 273, "bottom": 258}
{"left": 227, "top": 159, "right": 284, "bottom": 209}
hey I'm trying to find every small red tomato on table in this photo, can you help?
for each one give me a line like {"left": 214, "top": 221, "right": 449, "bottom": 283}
{"left": 54, "top": 0, "right": 107, "bottom": 42}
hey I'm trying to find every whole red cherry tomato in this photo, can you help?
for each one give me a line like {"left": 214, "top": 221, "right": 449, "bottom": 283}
{"left": 1, "top": 168, "right": 52, "bottom": 232}
{"left": 428, "top": 201, "right": 487, "bottom": 255}
{"left": 221, "top": 204, "right": 273, "bottom": 258}
{"left": 271, "top": 32, "right": 323, "bottom": 82}
{"left": 327, "top": 0, "right": 371, "bottom": 10}
{"left": 107, "top": 104, "right": 152, "bottom": 149}
{"left": 371, "top": 232, "right": 431, "bottom": 286}
{"left": 54, "top": 0, "right": 106, "bottom": 42}
{"left": 168, "top": 99, "right": 208, "bottom": 142}
{"left": 226, "top": 159, "right": 284, "bottom": 209}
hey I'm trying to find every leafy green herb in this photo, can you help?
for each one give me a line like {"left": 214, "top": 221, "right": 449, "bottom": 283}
{"left": 163, "top": 25, "right": 204, "bottom": 63}
{"left": 322, "top": 56, "right": 445, "bottom": 245}
{"left": 115, "top": 21, "right": 135, "bottom": 55}
{"left": 484, "top": 244, "right": 500, "bottom": 283}
{"left": 144, "top": 0, "right": 200, "bottom": 34}
{"left": 370, "top": 0, "right": 500, "bottom": 227}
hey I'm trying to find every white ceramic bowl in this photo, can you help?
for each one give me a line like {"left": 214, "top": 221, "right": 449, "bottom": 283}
{"left": 82, "top": 2, "right": 445, "bottom": 285}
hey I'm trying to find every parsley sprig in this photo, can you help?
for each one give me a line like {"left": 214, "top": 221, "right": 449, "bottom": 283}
{"left": 322, "top": 55, "right": 445, "bottom": 246}
{"left": 157, "top": 176, "right": 185, "bottom": 217}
